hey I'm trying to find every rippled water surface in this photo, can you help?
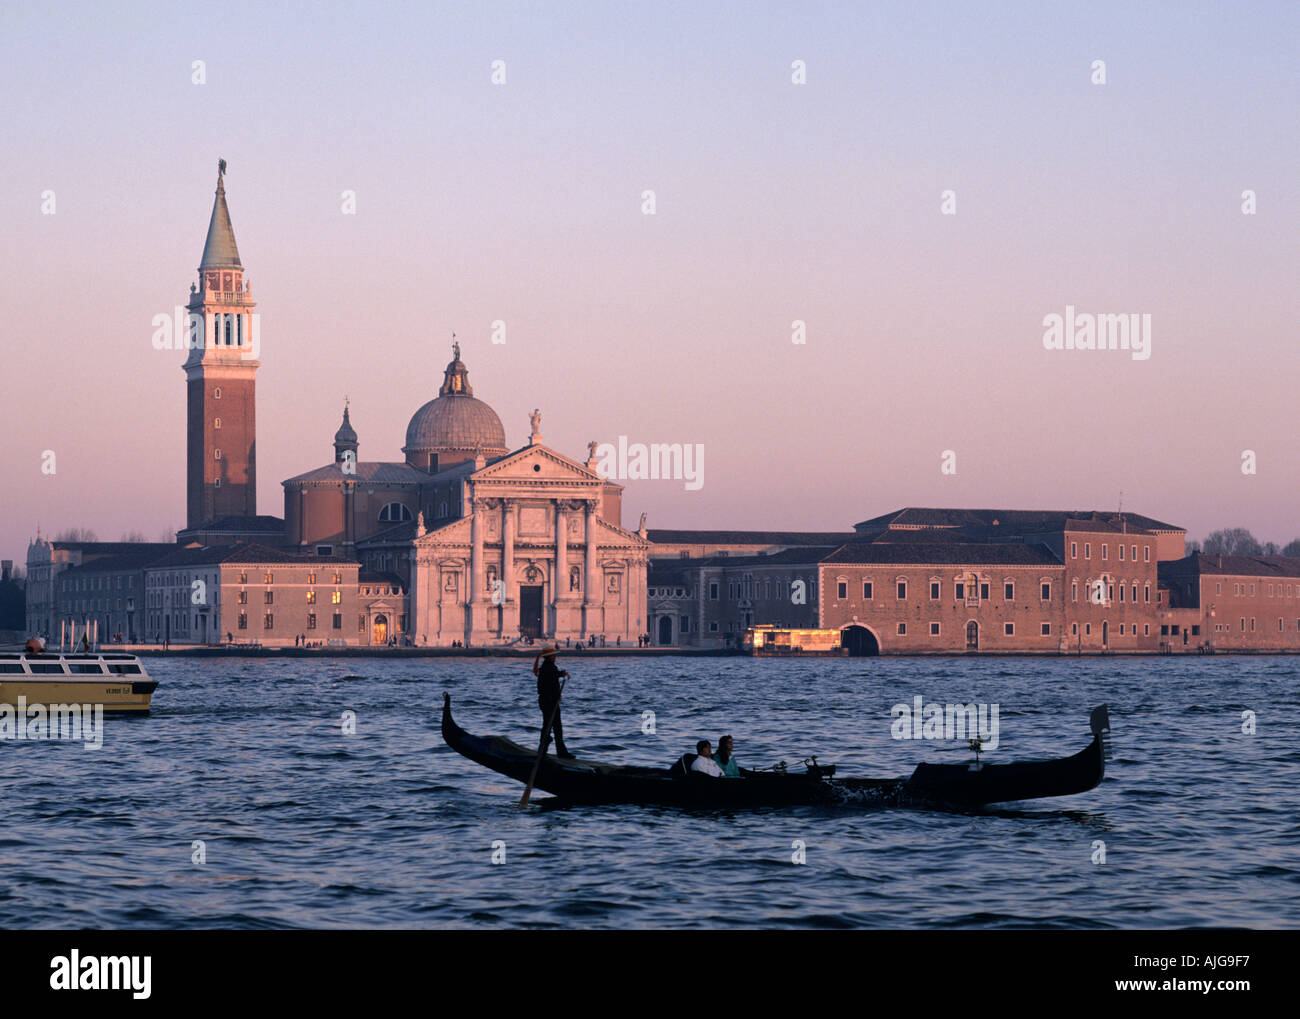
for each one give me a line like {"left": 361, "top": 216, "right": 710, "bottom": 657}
{"left": 2, "top": 655, "right": 1297, "bottom": 928}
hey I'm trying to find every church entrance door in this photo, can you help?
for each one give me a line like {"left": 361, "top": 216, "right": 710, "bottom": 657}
{"left": 658, "top": 615, "right": 673, "bottom": 645}
{"left": 373, "top": 614, "right": 388, "bottom": 645}
{"left": 519, "top": 585, "right": 544, "bottom": 638}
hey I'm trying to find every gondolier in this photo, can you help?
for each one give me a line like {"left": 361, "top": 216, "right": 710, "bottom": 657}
{"left": 532, "top": 646, "right": 574, "bottom": 758}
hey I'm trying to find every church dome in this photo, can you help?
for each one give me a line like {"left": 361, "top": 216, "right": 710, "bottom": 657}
{"left": 403, "top": 346, "right": 508, "bottom": 469}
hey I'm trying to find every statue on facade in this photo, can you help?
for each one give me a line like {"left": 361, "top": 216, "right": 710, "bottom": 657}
{"left": 415, "top": 510, "right": 426, "bottom": 537}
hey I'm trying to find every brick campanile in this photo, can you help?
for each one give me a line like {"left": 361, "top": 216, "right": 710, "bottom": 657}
{"left": 184, "top": 160, "right": 259, "bottom": 529}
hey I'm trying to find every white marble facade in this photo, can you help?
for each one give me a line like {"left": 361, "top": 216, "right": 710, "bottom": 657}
{"left": 409, "top": 443, "right": 649, "bottom": 646}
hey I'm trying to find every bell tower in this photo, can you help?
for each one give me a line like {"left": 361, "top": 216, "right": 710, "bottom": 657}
{"left": 185, "top": 159, "right": 259, "bottom": 528}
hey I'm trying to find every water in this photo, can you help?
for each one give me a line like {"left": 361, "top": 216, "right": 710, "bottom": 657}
{"left": 2, "top": 655, "right": 1297, "bottom": 928}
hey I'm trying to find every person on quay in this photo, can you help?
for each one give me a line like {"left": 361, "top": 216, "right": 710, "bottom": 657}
{"left": 532, "top": 645, "right": 574, "bottom": 758}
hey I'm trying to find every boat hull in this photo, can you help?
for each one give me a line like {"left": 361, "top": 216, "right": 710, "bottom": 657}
{"left": 441, "top": 695, "right": 1109, "bottom": 809}
{"left": 0, "top": 680, "right": 156, "bottom": 715}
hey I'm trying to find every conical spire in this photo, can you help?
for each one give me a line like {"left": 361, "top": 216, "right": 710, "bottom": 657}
{"left": 334, "top": 401, "right": 359, "bottom": 463}
{"left": 200, "top": 159, "right": 242, "bottom": 269}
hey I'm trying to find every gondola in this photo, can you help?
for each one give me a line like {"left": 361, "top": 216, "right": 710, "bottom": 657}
{"left": 441, "top": 694, "right": 1111, "bottom": 809}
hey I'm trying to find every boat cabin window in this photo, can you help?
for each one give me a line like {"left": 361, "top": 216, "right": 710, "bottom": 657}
{"left": 0, "top": 663, "right": 24, "bottom": 673}
{"left": 70, "top": 663, "right": 107, "bottom": 674}
{"left": 29, "top": 663, "right": 67, "bottom": 674}
{"left": 108, "top": 663, "right": 143, "bottom": 675}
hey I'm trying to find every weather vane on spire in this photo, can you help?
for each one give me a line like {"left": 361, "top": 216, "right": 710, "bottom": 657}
{"left": 218, "top": 158, "right": 227, "bottom": 178}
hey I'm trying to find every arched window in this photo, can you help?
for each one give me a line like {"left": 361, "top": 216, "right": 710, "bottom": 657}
{"left": 378, "top": 502, "right": 413, "bottom": 523}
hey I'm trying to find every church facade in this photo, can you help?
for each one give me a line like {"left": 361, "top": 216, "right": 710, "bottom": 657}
{"left": 282, "top": 349, "right": 650, "bottom": 646}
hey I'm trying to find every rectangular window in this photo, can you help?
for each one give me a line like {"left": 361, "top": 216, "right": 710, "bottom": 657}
{"left": 1041, "top": 582, "right": 1051, "bottom": 600}
{"left": 1071, "top": 542, "right": 1077, "bottom": 559}
{"left": 1041, "top": 622, "right": 1051, "bottom": 635}
{"left": 237, "top": 590, "right": 247, "bottom": 605}
{"left": 306, "top": 590, "right": 316, "bottom": 604}
{"left": 709, "top": 621, "right": 719, "bottom": 632}
{"left": 332, "top": 572, "right": 343, "bottom": 585}
{"left": 980, "top": 583, "right": 989, "bottom": 601}
{"left": 239, "top": 572, "right": 248, "bottom": 584}
{"left": 332, "top": 591, "right": 342, "bottom": 605}
{"left": 264, "top": 590, "right": 274, "bottom": 605}
{"left": 837, "top": 581, "right": 847, "bottom": 599}
{"left": 930, "top": 581, "right": 940, "bottom": 600}
{"left": 307, "top": 572, "right": 316, "bottom": 585}
{"left": 1144, "top": 586, "right": 1150, "bottom": 603}
{"left": 1004, "top": 622, "right": 1014, "bottom": 636}
{"left": 897, "top": 581, "right": 907, "bottom": 599}
{"left": 1118, "top": 545, "right": 1125, "bottom": 561}
{"left": 1119, "top": 585, "right": 1125, "bottom": 602}
{"left": 307, "top": 613, "right": 317, "bottom": 630}
{"left": 955, "top": 582, "right": 965, "bottom": 600}
{"left": 1144, "top": 624, "right": 1150, "bottom": 635}
{"left": 930, "top": 622, "right": 940, "bottom": 636}
{"left": 1084, "top": 543, "right": 1091, "bottom": 559}
{"left": 1004, "top": 582, "right": 1014, "bottom": 600}
{"left": 896, "top": 622, "right": 906, "bottom": 635}
{"left": 1101, "top": 545, "right": 1108, "bottom": 561}
{"left": 1072, "top": 623, "right": 1078, "bottom": 635}
{"left": 1072, "top": 581, "right": 1078, "bottom": 602}
{"left": 680, "top": 616, "right": 690, "bottom": 633}
{"left": 863, "top": 581, "right": 873, "bottom": 599}
{"left": 238, "top": 613, "right": 247, "bottom": 630}
{"left": 709, "top": 582, "right": 719, "bottom": 600}
{"left": 264, "top": 613, "right": 274, "bottom": 629}
{"left": 1144, "top": 546, "right": 1150, "bottom": 562}
{"left": 333, "top": 612, "right": 343, "bottom": 630}
{"left": 263, "top": 573, "right": 273, "bottom": 584}
{"left": 1131, "top": 545, "right": 1137, "bottom": 561}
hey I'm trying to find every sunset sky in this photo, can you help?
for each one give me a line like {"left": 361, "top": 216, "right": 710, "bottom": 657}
{"left": 2, "top": 1, "right": 1296, "bottom": 565}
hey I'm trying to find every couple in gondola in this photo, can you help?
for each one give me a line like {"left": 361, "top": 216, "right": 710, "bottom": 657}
{"left": 689, "top": 735, "right": 742, "bottom": 778}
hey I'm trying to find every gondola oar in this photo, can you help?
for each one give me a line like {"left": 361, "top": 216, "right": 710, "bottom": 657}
{"left": 519, "top": 677, "right": 566, "bottom": 808}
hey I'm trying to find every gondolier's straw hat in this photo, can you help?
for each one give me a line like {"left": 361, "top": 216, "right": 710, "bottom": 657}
{"left": 537, "top": 645, "right": 556, "bottom": 657}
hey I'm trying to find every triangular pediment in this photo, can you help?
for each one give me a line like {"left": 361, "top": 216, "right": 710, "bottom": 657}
{"left": 470, "top": 444, "right": 606, "bottom": 485}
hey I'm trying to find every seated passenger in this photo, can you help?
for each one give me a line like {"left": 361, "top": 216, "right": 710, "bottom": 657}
{"left": 689, "top": 740, "right": 724, "bottom": 777}
{"left": 715, "top": 734, "right": 741, "bottom": 777}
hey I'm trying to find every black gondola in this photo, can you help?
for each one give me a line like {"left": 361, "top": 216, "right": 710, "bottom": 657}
{"left": 441, "top": 694, "right": 1111, "bottom": 809}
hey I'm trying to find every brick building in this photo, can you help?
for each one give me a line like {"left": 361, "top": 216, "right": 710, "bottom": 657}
{"left": 1159, "top": 553, "right": 1300, "bottom": 652}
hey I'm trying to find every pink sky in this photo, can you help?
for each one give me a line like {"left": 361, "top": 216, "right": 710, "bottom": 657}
{"left": 2, "top": 1, "right": 1296, "bottom": 564}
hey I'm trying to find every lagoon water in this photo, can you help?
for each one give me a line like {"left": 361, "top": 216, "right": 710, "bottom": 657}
{"left": 2, "top": 655, "right": 1297, "bottom": 929}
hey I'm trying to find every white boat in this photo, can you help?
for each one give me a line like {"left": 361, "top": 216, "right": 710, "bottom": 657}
{"left": 0, "top": 651, "right": 157, "bottom": 715}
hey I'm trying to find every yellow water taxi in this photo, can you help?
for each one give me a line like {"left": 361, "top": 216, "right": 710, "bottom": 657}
{"left": 0, "top": 651, "right": 157, "bottom": 715}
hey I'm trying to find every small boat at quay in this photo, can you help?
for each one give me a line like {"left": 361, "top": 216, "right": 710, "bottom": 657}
{"left": 0, "top": 652, "right": 158, "bottom": 715}
{"left": 442, "top": 695, "right": 1111, "bottom": 809}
